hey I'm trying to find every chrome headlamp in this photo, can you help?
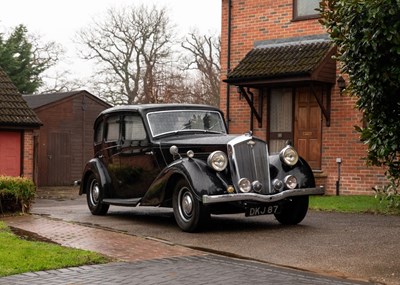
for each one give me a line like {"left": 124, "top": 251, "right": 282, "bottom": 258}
{"left": 279, "top": 145, "right": 299, "bottom": 166}
{"left": 207, "top": 151, "right": 228, "bottom": 172}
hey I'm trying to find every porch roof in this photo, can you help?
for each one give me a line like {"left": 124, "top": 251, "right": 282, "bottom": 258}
{"left": 225, "top": 38, "right": 336, "bottom": 86}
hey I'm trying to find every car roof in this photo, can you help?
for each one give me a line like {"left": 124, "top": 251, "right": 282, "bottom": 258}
{"left": 99, "top": 103, "right": 222, "bottom": 117}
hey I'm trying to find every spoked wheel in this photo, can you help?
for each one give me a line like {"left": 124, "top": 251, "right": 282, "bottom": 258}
{"left": 172, "top": 179, "right": 209, "bottom": 232}
{"left": 274, "top": 196, "right": 309, "bottom": 225}
{"left": 86, "top": 174, "right": 109, "bottom": 215}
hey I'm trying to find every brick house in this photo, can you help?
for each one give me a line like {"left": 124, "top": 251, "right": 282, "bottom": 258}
{"left": 220, "top": 0, "right": 385, "bottom": 195}
{"left": 23, "top": 91, "right": 111, "bottom": 186}
{"left": 0, "top": 67, "right": 42, "bottom": 181}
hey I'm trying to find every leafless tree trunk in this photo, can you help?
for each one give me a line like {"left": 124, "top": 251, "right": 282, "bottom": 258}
{"left": 181, "top": 31, "right": 221, "bottom": 106}
{"left": 76, "top": 4, "right": 174, "bottom": 105}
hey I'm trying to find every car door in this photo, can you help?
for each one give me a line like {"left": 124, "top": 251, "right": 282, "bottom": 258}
{"left": 112, "top": 114, "right": 160, "bottom": 199}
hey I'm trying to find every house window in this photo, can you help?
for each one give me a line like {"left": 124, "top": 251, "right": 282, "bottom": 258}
{"left": 293, "top": 0, "right": 320, "bottom": 20}
{"left": 269, "top": 88, "right": 294, "bottom": 153}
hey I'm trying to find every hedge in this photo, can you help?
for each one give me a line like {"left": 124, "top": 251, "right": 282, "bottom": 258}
{"left": 0, "top": 176, "right": 36, "bottom": 214}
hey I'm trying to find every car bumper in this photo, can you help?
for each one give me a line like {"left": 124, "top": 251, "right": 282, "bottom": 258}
{"left": 202, "top": 186, "right": 325, "bottom": 205}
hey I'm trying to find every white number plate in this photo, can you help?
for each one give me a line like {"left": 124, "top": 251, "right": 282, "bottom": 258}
{"left": 245, "top": 205, "right": 279, "bottom": 217}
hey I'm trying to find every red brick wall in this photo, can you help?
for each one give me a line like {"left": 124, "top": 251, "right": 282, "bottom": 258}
{"left": 220, "top": 0, "right": 385, "bottom": 195}
{"left": 22, "top": 130, "right": 36, "bottom": 180}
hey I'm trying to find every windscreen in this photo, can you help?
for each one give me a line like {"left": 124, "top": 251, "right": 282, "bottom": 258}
{"left": 147, "top": 110, "right": 226, "bottom": 137}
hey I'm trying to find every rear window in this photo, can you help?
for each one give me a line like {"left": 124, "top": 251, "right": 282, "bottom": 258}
{"left": 106, "top": 116, "right": 120, "bottom": 141}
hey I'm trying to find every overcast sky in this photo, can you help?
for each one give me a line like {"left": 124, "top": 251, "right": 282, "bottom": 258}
{"left": 0, "top": 0, "right": 221, "bottom": 82}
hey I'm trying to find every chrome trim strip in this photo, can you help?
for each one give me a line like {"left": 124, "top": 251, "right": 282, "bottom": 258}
{"left": 202, "top": 186, "right": 325, "bottom": 204}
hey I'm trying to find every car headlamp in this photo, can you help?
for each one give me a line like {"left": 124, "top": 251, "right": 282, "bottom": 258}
{"left": 279, "top": 145, "right": 299, "bottom": 166}
{"left": 207, "top": 151, "right": 228, "bottom": 172}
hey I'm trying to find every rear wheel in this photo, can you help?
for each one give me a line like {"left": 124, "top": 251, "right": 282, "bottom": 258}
{"left": 274, "top": 196, "right": 309, "bottom": 225}
{"left": 172, "top": 179, "right": 209, "bottom": 232}
{"left": 86, "top": 174, "right": 109, "bottom": 215}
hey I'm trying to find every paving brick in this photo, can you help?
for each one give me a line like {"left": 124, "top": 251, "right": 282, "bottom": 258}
{"left": 1, "top": 215, "right": 372, "bottom": 285}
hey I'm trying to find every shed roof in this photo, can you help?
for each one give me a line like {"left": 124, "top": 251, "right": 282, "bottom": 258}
{"left": 23, "top": 90, "right": 111, "bottom": 110}
{"left": 225, "top": 38, "right": 335, "bottom": 85}
{"left": 0, "top": 67, "right": 42, "bottom": 128}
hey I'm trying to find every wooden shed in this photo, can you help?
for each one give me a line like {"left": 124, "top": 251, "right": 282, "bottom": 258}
{"left": 0, "top": 67, "right": 42, "bottom": 181}
{"left": 23, "top": 91, "right": 111, "bottom": 186}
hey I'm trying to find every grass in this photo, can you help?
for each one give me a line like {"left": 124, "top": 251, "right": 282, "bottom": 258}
{"left": 0, "top": 221, "right": 110, "bottom": 277}
{"left": 309, "top": 195, "right": 400, "bottom": 215}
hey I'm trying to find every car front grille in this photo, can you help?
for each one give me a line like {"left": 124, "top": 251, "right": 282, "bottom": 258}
{"left": 228, "top": 135, "right": 271, "bottom": 194}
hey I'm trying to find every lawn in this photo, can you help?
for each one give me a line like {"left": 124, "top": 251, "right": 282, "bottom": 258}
{"left": 0, "top": 221, "right": 110, "bottom": 277}
{"left": 309, "top": 195, "right": 400, "bottom": 215}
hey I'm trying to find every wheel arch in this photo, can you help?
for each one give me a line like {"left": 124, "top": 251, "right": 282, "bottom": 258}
{"left": 79, "top": 158, "right": 112, "bottom": 196}
{"left": 142, "top": 158, "right": 225, "bottom": 207}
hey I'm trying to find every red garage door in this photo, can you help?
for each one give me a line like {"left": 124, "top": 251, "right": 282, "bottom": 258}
{"left": 0, "top": 131, "right": 21, "bottom": 176}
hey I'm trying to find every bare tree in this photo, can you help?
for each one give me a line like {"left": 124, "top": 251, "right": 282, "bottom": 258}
{"left": 39, "top": 70, "right": 85, "bottom": 93}
{"left": 181, "top": 31, "right": 221, "bottom": 106}
{"left": 76, "top": 4, "right": 174, "bottom": 105}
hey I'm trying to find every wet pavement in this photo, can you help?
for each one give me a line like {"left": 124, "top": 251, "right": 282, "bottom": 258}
{"left": 1, "top": 187, "right": 398, "bottom": 285}
{"left": 1, "top": 215, "right": 371, "bottom": 285}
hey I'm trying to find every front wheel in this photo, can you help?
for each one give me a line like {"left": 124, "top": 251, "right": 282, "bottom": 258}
{"left": 172, "top": 179, "right": 209, "bottom": 232}
{"left": 274, "top": 196, "right": 309, "bottom": 225}
{"left": 86, "top": 174, "right": 109, "bottom": 215}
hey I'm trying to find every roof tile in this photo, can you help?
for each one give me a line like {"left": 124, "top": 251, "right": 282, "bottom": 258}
{"left": 227, "top": 40, "right": 334, "bottom": 81}
{"left": 0, "top": 67, "right": 42, "bottom": 127}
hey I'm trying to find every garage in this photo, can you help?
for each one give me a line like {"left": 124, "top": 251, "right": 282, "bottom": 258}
{"left": 0, "top": 66, "right": 42, "bottom": 181}
{"left": 0, "top": 131, "right": 21, "bottom": 176}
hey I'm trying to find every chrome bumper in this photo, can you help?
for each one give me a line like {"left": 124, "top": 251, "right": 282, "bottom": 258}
{"left": 202, "top": 186, "right": 325, "bottom": 205}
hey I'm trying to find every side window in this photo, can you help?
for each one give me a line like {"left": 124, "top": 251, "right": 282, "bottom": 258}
{"left": 106, "top": 115, "right": 120, "bottom": 142}
{"left": 94, "top": 121, "right": 104, "bottom": 144}
{"left": 293, "top": 0, "right": 320, "bottom": 20}
{"left": 124, "top": 115, "right": 147, "bottom": 141}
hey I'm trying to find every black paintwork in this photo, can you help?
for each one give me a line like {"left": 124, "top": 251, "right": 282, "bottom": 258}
{"left": 80, "top": 104, "right": 316, "bottom": 215}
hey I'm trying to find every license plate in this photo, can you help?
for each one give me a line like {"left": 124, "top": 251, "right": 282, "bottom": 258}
{"left": 245, "top": 205, "right": 279, "bottom": 217}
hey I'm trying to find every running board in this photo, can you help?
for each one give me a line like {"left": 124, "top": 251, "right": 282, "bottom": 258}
{"left": 102, "top": 198, "right": 141, "bottom": 206}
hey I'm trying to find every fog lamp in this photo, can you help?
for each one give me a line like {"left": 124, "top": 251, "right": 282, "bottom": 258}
{"left": 284, "top": 175, "right": 297, "bottom": 189}
{"left": 238, "top": 178, "right": 252, "bottom": 193}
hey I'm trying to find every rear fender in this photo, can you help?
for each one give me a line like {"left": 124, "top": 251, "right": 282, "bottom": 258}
{"left": 80, "top": 158, "right": 112, "bottom": 196}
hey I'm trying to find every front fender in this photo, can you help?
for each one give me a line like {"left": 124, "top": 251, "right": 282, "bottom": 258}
{"left": 269, "top": 154, "right": 316, "bottom": 188}
{"left": 80, "top": 158, "right": 113, "bottom": 196}
{"left": 140, "top": 157, "right": 225, "bottom": 206}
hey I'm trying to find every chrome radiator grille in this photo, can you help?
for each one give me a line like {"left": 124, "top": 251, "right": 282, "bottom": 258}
{"left": 228, "top": 136, "right": 271, "bottom": 194}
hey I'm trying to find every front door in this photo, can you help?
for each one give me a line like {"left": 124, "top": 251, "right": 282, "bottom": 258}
{"left": 294, "top": 87, "right": 322, "bottom": 170}
{"left": 269, "top": 87, "right": 322, "bottom": 170}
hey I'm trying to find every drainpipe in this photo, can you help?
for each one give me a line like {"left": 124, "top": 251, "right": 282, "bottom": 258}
{"left": 226, "top": 0, "right": 232, "bottom": 130}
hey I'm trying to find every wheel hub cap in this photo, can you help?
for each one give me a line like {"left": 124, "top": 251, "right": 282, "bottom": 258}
{"left": 181, "top": 193, "right": 193, "bottom": 217}
{"left": 91, "top": 183, "right": 100, "bottom": 203}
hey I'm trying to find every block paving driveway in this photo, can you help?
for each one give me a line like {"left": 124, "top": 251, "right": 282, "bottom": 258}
{"left": 1, "top": 187, "right": 399, "bottom": 285}
{"left": 2, "top": 215, "right": 372, "bottom": 285}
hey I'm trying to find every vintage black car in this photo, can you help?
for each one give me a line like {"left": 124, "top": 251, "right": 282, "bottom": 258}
{"left": 79, "top": 104, "right": 324, "bottom": 232}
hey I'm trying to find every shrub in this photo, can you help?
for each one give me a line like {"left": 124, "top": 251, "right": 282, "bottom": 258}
{"left": 0, "top": 176, "right": 36, "bottom": 214}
